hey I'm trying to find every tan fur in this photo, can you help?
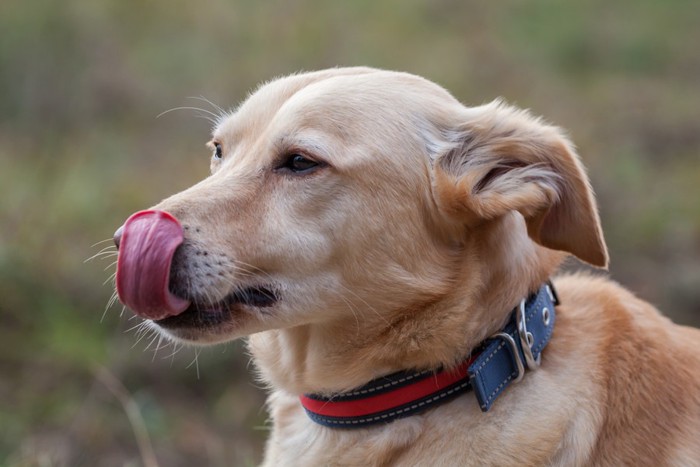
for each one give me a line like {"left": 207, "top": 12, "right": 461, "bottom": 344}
{"left": 143, "top": 68, "right": 700, "bottom": 465}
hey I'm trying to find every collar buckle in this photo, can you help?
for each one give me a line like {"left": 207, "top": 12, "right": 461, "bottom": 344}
{"left": 489, "top": 332, "right": 526, "bottom": 383}
{"left": 517, "top": 298, "right": 541, "bottom": 370}
{"left": 474, "top": 284, "right": 557, "bottom": 411}
{"left": 488, "top": 296, "right": 542, "bottom": 386}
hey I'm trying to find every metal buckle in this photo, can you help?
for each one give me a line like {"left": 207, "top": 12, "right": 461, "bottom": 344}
{"left": 489, "top": 332, "right": 525, "bottom": 383}
{"left": 516, "top": 299, "right": 541, "bottom": 370}
{"left": 545, "top": 281, "right": 559, "bottom": 305}
{"left": 488, "top": 290, "right": 550, "bottom": 385}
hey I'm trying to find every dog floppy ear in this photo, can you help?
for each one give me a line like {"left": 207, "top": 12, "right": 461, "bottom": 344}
{"left": 432, "top": 100, "right": 608, "bottom": 268}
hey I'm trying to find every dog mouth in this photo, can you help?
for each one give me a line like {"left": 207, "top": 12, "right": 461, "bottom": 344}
{"left": 115, "top": 210, "right": 279, "bottom": 332}
{"left": 154, "top": 285, "right": 278, "bottom": 329}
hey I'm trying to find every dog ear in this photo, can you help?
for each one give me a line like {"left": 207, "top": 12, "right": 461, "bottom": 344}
{"left": 432, "top": 100, "right": 608, "bottom": 268}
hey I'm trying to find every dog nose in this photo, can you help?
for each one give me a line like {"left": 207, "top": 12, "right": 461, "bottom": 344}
{"left": 113, "top": 225, "right": 124, "bottom": 249}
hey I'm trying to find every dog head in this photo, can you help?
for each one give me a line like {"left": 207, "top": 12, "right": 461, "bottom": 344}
{"left": 114, "top": 68, "right": 607, "bottom": 353}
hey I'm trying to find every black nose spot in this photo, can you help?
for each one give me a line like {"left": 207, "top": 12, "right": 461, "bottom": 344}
{"left": 113, "top": 225, "right": 124, "bottom": 249}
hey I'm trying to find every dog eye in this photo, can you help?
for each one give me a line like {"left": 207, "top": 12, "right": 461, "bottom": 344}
{"left": 279, "top": 154, "right": 320, "bottom": 173}
{"left": 213, "top": 143, "right": 223, "bottom": 159}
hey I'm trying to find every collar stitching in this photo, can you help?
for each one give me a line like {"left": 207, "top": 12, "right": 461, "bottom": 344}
{"left": 311, "top": 379, "right": 472, "bottom": 426}
{"left": 343, "top": 369, "right": 434, "bottom": 397}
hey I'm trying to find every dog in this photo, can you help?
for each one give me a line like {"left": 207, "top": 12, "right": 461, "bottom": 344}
{"left": 113, "top": 68, "right": 700, "bottom": 466}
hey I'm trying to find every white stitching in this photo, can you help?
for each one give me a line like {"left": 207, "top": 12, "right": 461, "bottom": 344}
{"left": 320, "top": 380, "right": 472, "bottom": 426}
{"left": 477, "top": 340, "right": 516, "bottom": 406}
{"left": 473, "top": 333, "right": 512, "bottom": 409}
{"left": 473, "top": 340, "right": 505, "bottom": 373}
{"left": 340, "top": 369, "right": 434, "bottom": 397}
{"left": 484, "top": 372, "right": 514, "bottom": 405}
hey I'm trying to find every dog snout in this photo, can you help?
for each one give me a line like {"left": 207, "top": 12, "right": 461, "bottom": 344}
{"left": 113, "top": 225, "right": 124, "bottom": 249}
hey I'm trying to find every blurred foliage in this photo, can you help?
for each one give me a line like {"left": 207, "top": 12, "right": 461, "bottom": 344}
{"left": 1, "top": 0, "right": 699, "bottom": 465}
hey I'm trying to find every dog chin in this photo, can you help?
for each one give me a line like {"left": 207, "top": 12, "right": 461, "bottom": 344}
{"left": 153, "top": 321, "right": 248, "bottom": 346}
{"left": 147, "top": 284, "right": 280, "bottom": 343}
{"left": 149, "top": 303, "right": 254, "bottom": 345}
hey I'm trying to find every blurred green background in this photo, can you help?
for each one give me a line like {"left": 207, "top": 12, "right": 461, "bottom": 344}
{"left": 1, "top": 0, "right": 698, "bottom": 465}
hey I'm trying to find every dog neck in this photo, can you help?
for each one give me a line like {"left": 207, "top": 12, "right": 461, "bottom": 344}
{"left": 300, "top": 282, "right": 558, "bottom": 427}
{"left": 249, "top": 212, "right": 564, "bottom": 398}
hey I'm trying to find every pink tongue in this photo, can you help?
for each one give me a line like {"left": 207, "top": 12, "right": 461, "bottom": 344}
{"left": 116, "top": 210, "right": 191, "bottom": 320}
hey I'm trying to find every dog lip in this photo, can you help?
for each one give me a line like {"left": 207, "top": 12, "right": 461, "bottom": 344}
{"left": 154, "top": 303, "right": 231, "bottom": 329}
{"left": 226, "top": 286, "right": 277, "bottom": 308}
{"left": 154, "top": 286, "right": 277, "bottom": 329}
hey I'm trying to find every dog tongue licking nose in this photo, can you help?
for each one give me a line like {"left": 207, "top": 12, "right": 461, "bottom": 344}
{"left": 116, "top": 210, "right": 191, "bottom": 320}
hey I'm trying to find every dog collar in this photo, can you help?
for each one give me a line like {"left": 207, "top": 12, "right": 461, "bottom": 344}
{"left": 300, "top": 282, "right": 558, "bottom": 428}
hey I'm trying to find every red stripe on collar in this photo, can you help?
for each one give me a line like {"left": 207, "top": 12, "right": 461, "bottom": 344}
{"left": 299, "top": 355, "right": 479, "bottom": 419}
{"left": 298, "top": 283, "right": 559, "bottom": 428}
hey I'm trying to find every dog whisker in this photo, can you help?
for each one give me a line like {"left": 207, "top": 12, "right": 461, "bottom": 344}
{"left": 102, "top": 290, "right": 120, "bottom": 323}
{"left": 143, "top": 332, "right": 159, "bottom": 351}
{"left": 133, "top": 321, "right": 151, "bottom": 339}
{"left": 187, "top": 96, "right": 226, "bottom": 116}
{"left": 156, "top": 106, "right": 220, "bottom": 120}
{"left": 84, "top": 246, "right": 118, "bottom": 263}
{"left": 131, "top": 321, "right": 150, "bottom": 349}
{"left": 102, "top": 271, "right": 117, "bottom": 286}
{"left": 185, "top": 348, "right": 202, "bottom": 379}
{"left": 127, "top": 312, "right": 141, "bottom": 321}
{"left": 164, "top": 342, "right": 183, "bottom": 364}
{"left": 90, "top": 251, "right": 118, "bottom": 262}
{"left": 336, "top": 293, "right": 362, "bottom": 339}
{"left": 90, "top": 238, "right": 116, "bottom": 248}
{"left": 152, "top": 335, "right": 164, "bottom": 362}
{"left": 131, "top": 331, "right": 151, "bottom": 349}
{"left": 194, "top": 114, "right": 218, "bottom": 125}
{"left": 125, "top": 320, "right": 148, "bottom": 334}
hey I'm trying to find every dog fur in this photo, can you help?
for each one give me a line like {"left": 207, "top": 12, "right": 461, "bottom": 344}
{"left": 139, "top": 68, "right": 700, "bottom": 466}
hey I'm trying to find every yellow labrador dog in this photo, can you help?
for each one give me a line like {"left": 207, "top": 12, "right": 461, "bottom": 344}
{"left": 113, "top": 68, "right": 700, "bottom": 466}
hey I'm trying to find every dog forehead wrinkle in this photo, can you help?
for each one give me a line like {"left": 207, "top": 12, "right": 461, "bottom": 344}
{"left": 274, "top": 132, "right": 333, "bottom": 160}
{"left": 276, "top": 73, "right": 453, "bottom": 127}
{"left": 218, "top": 68, "right": 382, "bottom": 141}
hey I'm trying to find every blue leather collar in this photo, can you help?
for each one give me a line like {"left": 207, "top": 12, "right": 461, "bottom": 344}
{"left": 469, "top": 281, "right": 558, "bottom": 411}
{"left": 301, "top": 282, "right": 558, "bottom": 427}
